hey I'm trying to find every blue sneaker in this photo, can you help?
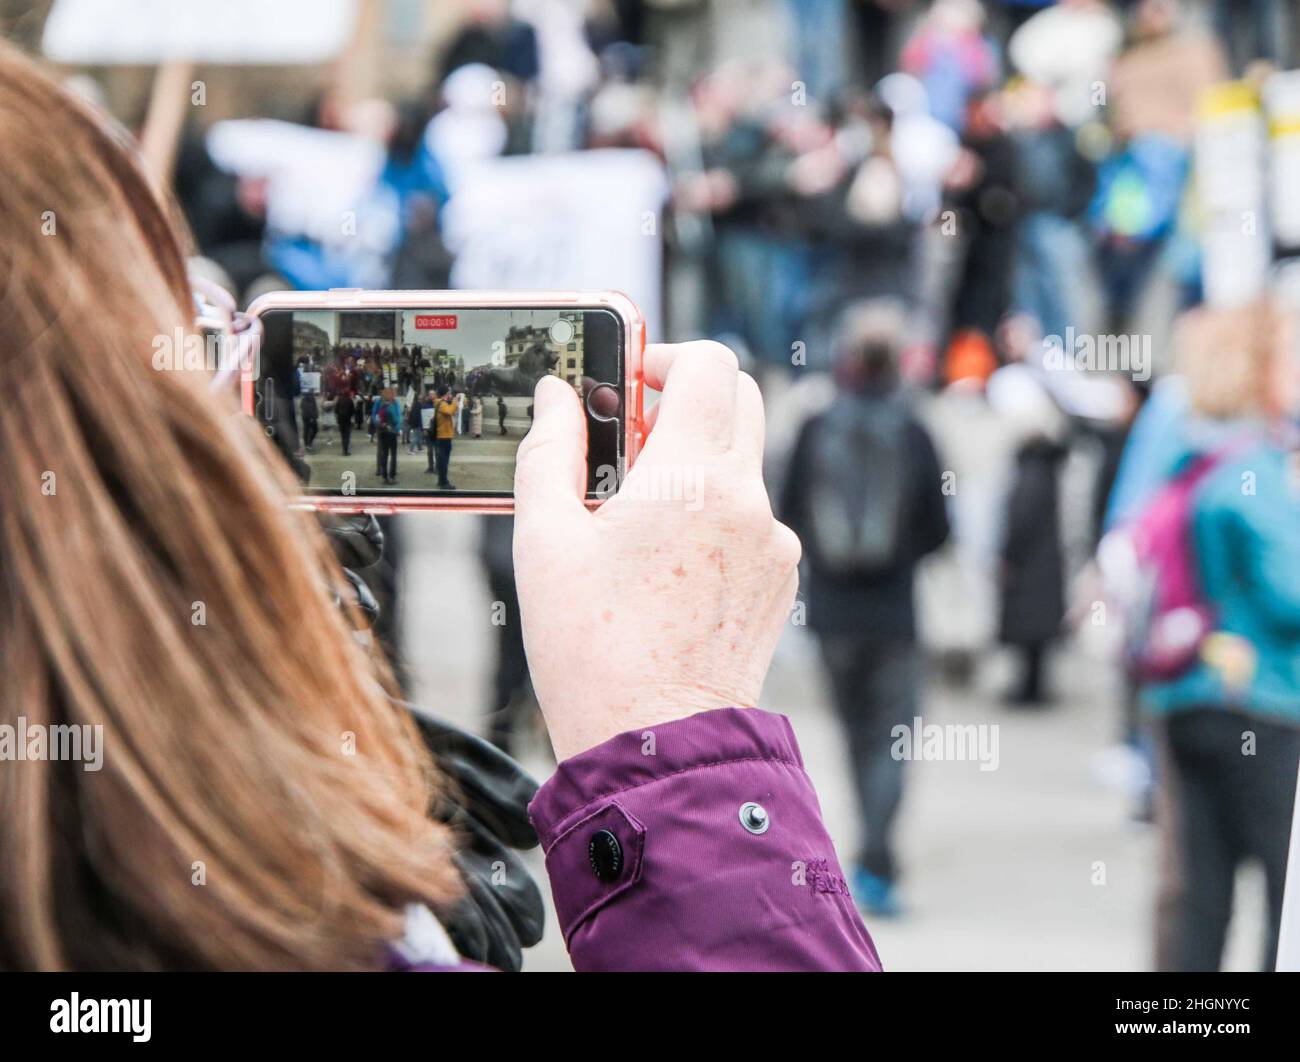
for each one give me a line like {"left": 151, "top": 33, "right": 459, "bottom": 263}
{"left": 851, "top": 867, "right": 901, "bottom": 918}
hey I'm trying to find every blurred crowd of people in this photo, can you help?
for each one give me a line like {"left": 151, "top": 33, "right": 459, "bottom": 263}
{"left": 168, "top": 1, "right": 1287, "bottom": 339}
{"left": 160, "top": 0, "right": 1300, "bottom": 971}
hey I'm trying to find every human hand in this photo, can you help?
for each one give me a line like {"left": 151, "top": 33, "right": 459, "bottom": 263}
{"left": 512, "top": 342, "right": 800, "bottom": 761}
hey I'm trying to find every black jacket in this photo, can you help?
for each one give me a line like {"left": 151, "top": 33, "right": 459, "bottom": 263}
{"left": 998, "top": 439, "right": 1068, "bottom": 646}
{"left": 1013, "top": 123, "right": 1095, "bottom": 219}
{"left": 781, "top": 392, "right": 950, "bottom": 641}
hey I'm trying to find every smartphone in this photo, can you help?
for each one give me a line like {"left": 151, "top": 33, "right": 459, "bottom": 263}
{"left": 243, "top": 290, "right": 645, "bottom": 514}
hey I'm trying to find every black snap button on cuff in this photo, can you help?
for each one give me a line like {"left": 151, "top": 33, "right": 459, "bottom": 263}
{"left": 588, "top": 829, "right": 624, "bottom": 882}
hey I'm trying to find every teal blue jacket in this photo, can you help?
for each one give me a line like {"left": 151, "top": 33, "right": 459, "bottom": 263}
{"left": 1141, "top": 429, "right": 1300, "bottom": 726}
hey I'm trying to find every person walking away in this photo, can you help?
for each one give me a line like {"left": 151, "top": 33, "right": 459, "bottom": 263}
{"left": 1135, "top": 299, "right": 1300, "bottom": 971}
{"left": 497, "top": 394, "right": 508, "bottom": 435}
{"left": 300, "top": 389, "right": 319, "bottom": 452}
{"left": 470, "top": 395, "right": 483, "bottom": 438}
{"left": 374, "top": 387, "right": 401, "bottom": 485}
{"left": 780, "top": 300, "right": 951, "bottom": 917}
{"left": 988, "top": 366, "right": 1069, "bottom": 705}
{"left": 434, "top": 385, "right": 458, "bottom": 489}
{"left": 335, "top": 387, "right": 355, "bottom": 456}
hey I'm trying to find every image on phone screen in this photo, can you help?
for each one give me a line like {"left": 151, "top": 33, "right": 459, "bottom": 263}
{"left": 255, "top": 306, "right": 625, "bottom": 498}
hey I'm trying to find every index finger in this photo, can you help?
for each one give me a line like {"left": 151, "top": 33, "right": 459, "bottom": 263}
{"left": 642, "top": 341, "right": 739, "bottom": 454}
{"left": 643, "top": 343, "right": 688, "bottom": 393}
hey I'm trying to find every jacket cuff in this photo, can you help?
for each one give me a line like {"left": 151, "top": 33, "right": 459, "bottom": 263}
{"left": 528, "top": 707, "right": 881, "bottom": 970}
{"left": 528, "top": 707, "right": 804, "bottom": 843}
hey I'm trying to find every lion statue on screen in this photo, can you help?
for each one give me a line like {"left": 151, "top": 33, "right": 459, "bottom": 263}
{"left": 466, "top": 341, "right": 559, "bottom": 398}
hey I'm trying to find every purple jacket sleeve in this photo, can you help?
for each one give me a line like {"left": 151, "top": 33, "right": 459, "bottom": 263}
{"left": 528, "top": 707, "right": 882, "bottom": 971}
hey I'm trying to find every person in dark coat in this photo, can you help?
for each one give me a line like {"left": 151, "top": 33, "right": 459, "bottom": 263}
{"left": 944, "top": 89, "right": 1023, "bottom": 350}
{"left": 1010, "top": 79, "right": 1096, "bottom": 343}
{"left": 334, "top": 389, "right": 355, "bottom": 456}
{"left": 780, "top": 300, "right": 951, "bottom": 918}
{"left": 996, "top": 380, "right": 1069, "bottom": 705}
{"left": 300, "top": 388, "right": 319, "bottom": 452}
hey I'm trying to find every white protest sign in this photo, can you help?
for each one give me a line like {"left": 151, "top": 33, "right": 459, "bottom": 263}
{"left": 206, "top": 119, "right": 391, "bottom": 251}
{"left": 43, "top": 0, "right": 357, "bottom": 65}
{"left": 441, "top": 149, "right": 669, "bottom": 339}
{"left": 1195, "top": 82, "right": 1270, "bottom": 308}
{"left": 1265, "top": 70, "right": 1300, "bottom": 249}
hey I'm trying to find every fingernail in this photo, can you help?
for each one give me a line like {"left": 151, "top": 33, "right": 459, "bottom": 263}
{"left": 533, "top": 374, "right": 563, "bottom": 415}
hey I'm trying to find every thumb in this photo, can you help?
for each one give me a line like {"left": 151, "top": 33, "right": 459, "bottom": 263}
{"left": 513, "top": 375, "right": 589, "bottom": 520}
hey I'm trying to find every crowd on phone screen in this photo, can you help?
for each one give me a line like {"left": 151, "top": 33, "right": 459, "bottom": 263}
{"left": 166, "top": 0, "right": 1300, "bottom": 970}
{"left": 292, "top": 343, "right": 484, "bottom": 487}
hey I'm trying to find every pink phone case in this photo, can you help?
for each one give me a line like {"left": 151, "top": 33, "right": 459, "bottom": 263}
{"left": 243, "top": 289, "right": 646, "bottom": 516}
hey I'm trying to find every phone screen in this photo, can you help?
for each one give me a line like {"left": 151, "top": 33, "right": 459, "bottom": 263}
{"left": 255, "top": 306, "right": 625, "bottom": 498}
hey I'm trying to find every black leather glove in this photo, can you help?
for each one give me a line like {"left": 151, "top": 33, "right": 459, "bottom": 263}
{"left": 319, "top": 512, "right": 386, "bottom": 570}
{"left": 319, "top": 513, "right": 546, "bottom": 971}
{"left": 406, "top": 708, "right": 545, "bottom": 971}
{"left": 336, "top": 567, "right": 379, "bottom": 626}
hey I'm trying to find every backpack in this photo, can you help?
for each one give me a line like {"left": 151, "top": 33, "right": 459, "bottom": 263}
{"left": 1090, "top": 136, "right": 1189, "bottom": 243}
{"left": 802, "top": 397, "right": 909, "bottom": 579}
{"left": 1123, "top": 447, "right": 1239, "bottom": 682}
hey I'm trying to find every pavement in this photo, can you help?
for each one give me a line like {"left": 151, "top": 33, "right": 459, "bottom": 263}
{"left": 398, "top": 512, "right": 1270, "bottom": 972}
{"left": 296, "top": 396, "right": 533, "bottom": 493}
